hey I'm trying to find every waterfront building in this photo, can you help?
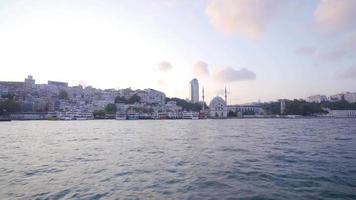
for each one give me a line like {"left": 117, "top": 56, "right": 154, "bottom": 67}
{"left": 328, "top": 110, "right": 356, "bottom": 118}
{"left": 329, "top": 93, "right": 344, "bottom": 102}
{"left": 307, "top": 95, "right": 327, "bottom": 103}
{"left": 190, "top": 78, "right": 199, "bottom": 103}
{"left": 227, "top": 105, "right": 264, "bottom": 115}
{"left": 343, "top": 92, "right": 356, "bottom": 103}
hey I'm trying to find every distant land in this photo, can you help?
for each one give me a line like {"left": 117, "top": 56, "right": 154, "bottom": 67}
{"left": 0, "top": 75, "right": 356, "bottom": 120}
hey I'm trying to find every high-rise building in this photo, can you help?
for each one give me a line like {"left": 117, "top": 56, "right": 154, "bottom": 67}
{"left": 190, "top": 78, "right": 199, "bottom": 103}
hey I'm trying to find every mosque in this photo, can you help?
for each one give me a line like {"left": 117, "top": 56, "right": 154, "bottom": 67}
{"left": 190, "top": 78, "right": 228, "bottom": 119}
{"left": 196, "top": 79, "right": 263, "bottom": 119}
{"left": 208, "top": 87, "right": 228, "bottom": 119}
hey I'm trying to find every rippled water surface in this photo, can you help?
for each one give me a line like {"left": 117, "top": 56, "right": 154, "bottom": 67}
{"left": 1, "top": 119, "right": 356, "bottom": 199}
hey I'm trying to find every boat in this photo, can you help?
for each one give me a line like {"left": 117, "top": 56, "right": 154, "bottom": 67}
{"left": 58, "top": 111, "right": 74, "bottom": 120}
{"left": 74, "top": 112, "right": 94, "bottom": 120}
{"left": 126, "top": 112, "right": 139, "bottom": 120}
{"left": 0, "top": 115, "right": 11, "bottom": 121}
{"left": 58, "top": 111, "right": 94, "bottom": 120}
{"left": 182, "top": 111, "right": 199, "bottom": 119}
{"left": 115, "top": 113, "right": 127, "bottom": 120}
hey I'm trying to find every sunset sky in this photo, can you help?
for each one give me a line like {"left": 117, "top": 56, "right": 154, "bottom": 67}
{"left": 1, "top": 0, "right": 356, "bottom": 104}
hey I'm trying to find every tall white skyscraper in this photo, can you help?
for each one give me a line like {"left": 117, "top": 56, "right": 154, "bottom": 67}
{"left": 190, "top": 78, "right": 199, "bottom": 103}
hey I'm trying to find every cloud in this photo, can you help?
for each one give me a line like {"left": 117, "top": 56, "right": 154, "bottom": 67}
{"left": 339, "top": 65, "right": 356, "bottom": 79}
{"left": 213, "top": 67, "right": 256, "bottom": 83}
{"left": 157, "top": 61, "right": 173, "bottom": 72}
{"left": 314, "top": 0, "right": 356, "bottom": 34}
{"left": 192, "top": 61, "right": 210, "bottom": 78}
{"left": 296, "top": 31, "right": 356, "bottom": 62}
{"left": 205, "top": 0, "right": 289, "bottom": 38}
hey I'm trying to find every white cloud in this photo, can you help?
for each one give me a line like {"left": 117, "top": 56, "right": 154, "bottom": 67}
{"left": 314, "top": 0, "right": 356, "bottom": 34}
{"left": 296, "top": 31, "right": 356, "bottom": 62}
{"left": 157, "top": 61, "right": 173, "bottom": 72}
{"left": 213, "top": 67, "right": 256, "bottom": 83}
{"left": 192, "top": 61, "right": 210, "bottom": 78}
{"left": 206, "top": 0, "right": 289, "bottom": 38}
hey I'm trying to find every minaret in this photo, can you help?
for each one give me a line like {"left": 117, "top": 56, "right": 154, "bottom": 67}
{"left": 202, "top": 86, "right": 205, "bottom": 112}
{"left": 224, "top": 86, "right": 227, "bottom": 105}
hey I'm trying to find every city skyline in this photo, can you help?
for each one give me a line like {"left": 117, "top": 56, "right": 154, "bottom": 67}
{"left": 1, "top": 0, "right": 356, "bottom": 104}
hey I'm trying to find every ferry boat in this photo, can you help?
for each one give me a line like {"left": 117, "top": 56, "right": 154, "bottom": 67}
{"left": 74, "top": 112, "right": 94, "bottom": 120}
{"left": 126, "top": 112, "right": 139, "bottom": 120}
{"left": 58, "top": 111, "right": 93, "bottom": 120}
{"left": 115, "top": 113, "right": 127, "bottom": 120}
{"left": 58, "top": 111, "right": 74, "bottom": 120}
{"left": 182, "top": 111, "right": 199, "bottom": 120}
{"left": 0, "top": 115, "right": 11, "bottom": 121}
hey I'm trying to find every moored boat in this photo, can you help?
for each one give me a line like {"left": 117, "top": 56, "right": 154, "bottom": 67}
{"left": 115, "top": 113, "right": 127, "bottom": 120}
{"left": 126, "top": 112, "right": 139, "bottom": 120}
{"left": 182, "top": 111, "right": 199, "bottom": 119}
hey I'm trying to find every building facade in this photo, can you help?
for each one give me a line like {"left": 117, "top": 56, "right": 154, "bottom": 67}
{"left": 329, "top": 110, "right": 356, "bottom": 118}
{"left": 209, "top": 96, "right": 227, "bottom": 118}
{"left": 307, "top": 95, "right": 328, "bottom": 103}
{"left": 343, "top": 92, "right": 356, "bottom": 103}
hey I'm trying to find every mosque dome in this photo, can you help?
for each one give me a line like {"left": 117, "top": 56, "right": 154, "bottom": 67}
{"left": 209, "top": 96, "right": 226, "bottom": 108}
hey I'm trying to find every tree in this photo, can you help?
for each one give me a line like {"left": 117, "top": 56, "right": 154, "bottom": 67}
{"left": 127, "top": 94, "right": 141, "bottom": 104}
{"left": 0, "top": 100, "right": 21, "bottom": 114}
{"left": 115, "top": 96, "right": 127, "bottom": 103}
{"left": 93, "top": 110, "right": 106, "bottom": 119}
{"left": 262, "top": 102, "right": 280, "bottom": 114}
{"left": 105, "top": 103, "right": 117, "bottom": 114}
{"left": 166, "top": 97, "right": 208, "bottom": 111}
{"left": 115, "top": 94, "right": 141, "bottom": 104}
{"left": 322, "top": 100, "right": 356, "bottom": 110}
{"left": 59, "top": 90, "right": 69, "bottom": 100}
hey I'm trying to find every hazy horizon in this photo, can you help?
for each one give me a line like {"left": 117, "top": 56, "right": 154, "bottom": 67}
{"left": 1, "top": 0, "right": 356, "bottom": 103}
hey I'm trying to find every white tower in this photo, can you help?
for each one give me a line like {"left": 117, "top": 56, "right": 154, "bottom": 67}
{"left": 190, "top": 78, "right": 199, "bottom": 103}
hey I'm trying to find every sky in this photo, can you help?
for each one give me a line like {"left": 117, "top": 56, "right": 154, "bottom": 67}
{"left": 0, "top": 0, "right": 356, "bottom": 104}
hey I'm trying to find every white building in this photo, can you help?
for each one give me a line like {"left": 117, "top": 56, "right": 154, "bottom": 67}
{"left": 209, "top": 96, "right": 228, "bottom": 118}
{"left": 329, "top": 94, "right": 344, "bottom": 102}
{"left": 307, "top": 95, "right": 328, "bottom": 103}
{"left": 190, "top": 78, "right": 199, "bottom": 103}
{"left": 166, "top": 101, "right": 182, "bottom": 112}
{"left": 329, "top": 110, "right": 356, "bottom": 118}
{"left": 344, "top": 92, "right": 356, "bottom": 103}
{"left": 136, "top": 89, "right": 166, "bottom": 105}
{"left": 227, "top": 105, "right": 264, "bottom": 115}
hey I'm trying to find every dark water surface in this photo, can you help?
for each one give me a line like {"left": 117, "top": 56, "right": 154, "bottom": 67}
{"left": 1, "top": 119, "right": 356, "bottom": 199}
